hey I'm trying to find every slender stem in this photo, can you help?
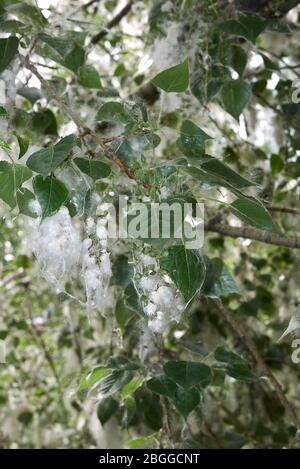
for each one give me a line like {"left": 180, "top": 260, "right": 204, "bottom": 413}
{"left": 23, "top": 60, "right": 149, "bottom": 188}
{"left": 159, "top": 396, "right": 173, "bottom": 448}
{"left": 91, "top": 0, "right": 134, "bottom": 44}
{"left": 206, "top": 222, "right": 300, "bottom": 249}
{"left": 27, "top": 307, "right": 61, "bottom": 389}
{"left": 158, "top": 339, "right": 173, "bottom": 449}
{"left": 211, "top": 298, "right": 300, "bottom": 430}
{"left": 266, "top": 204, "right": 300, "bottom": 215}
{"left": 100, "top": 128, "right": 150, "bottom": 143}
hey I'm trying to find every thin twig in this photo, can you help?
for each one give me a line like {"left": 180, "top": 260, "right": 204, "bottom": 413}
{"left": 211, "top": 298, "right": 300, "bottom": 430}
{"left": 23, "top": 60, "right": 148, "bottom": 187}
{"left": 259, "top": 47, "right": 300, "bottom": 79}
{"left": 158, "top": 338, "right": 173, "bottom": 449}
{"left": 99, "top": 128, "right": 150, "bottom": 143}
{"left": 159, "top": 396, "right": 173, "bottom": 448}
{"left": 206, "top": 222, "right": 300, "bottom": 249}
{"left": 91, "top": 0, "right": 134, "bottom": 44}
{"left": 266, "top": 204, "right": 300, "bottom": 215}
{"left": 83, "top": 0, "right": 100, "bottom": 9}
{"left": 27, "top": 307, "right": 61, "bottom": 389}
{"left": 30, "top": 62, "right": 58, "bottom": 70}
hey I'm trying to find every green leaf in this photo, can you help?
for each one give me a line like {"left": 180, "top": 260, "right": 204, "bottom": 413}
{"left": 160, "top": 246, "right": 206, "bottom": 304}
{"left": 215, "top": 347, "right": 258, "bottom": 383}
{"left": 125, "top": 433, "right": 158, "bottom": 449}
{"left": 224, "top": 431, "right": 248, "bottom": 449}
{"left": 78, "top": 65, "right": 102, "bottom": 89}
{"left": 12, "top": 109, "right": 33, "bottom": 131}
{"left": 27, "top": 134, "right": 76, "bottom": 176}
{"left": 109, "top": 134, "right": 157, "bottom": 164}
{"left": 171, "top": 386, "right": 200, "bottom": 418}
{"left": 106, "top": 356, "right": 140, "bottom": 371}
{"left": 33, "top": 175, "right": 69, "bottom": 218}
{"left": 97, "top": 397, "right": 118, "bottom": 425}
{"left": 74, "top": 158, "right": 111, "bottom": 180}
{"left": 147, "top": 376, "right": 175, "bottom": 398}
{"left": 16, "top": 135, "right": 29, "bottom": 159}
{"left": 230, "top": 45, "right": 247, "bottom": 77}
{"left": 177, "top": 120, "right": 212, "bottom": 157}
{"left": 45, "top": 77, "right": 67, "bottom": 99}
{"left": 120, "top": 376, "right": 144, "bottom": 400}
{"left": 0, "top": 20, "right": 31, "bottom": 34}
{"left": 30, "top": 110, "right": 58, "bottom": 135}
{"left": 17, "top": 87, "right": 42, "bottom": 104}
{"left": 0, "top": 36, "right": 19, "bottom": 73}
{"left": 261, "top": 53, "right": 278, "bottom": 71}
{"left": 152, "top": 58, "right": 189, "bottom": 92}
{"left": 38, "top": 33, "right": 74, "bottom": 56}
{"left": 78, "top": 366, "right": 110, "bottom": 391}
{"left": 221, "top": 80, "right": 252, "bottom": 120}
{"left": 176, "top": 155, "right": 255, "bottom": 191}
{"left": 0, "top": 163, "right": 32, "bottom": 208}
{"left": 0, "top": 140, "right": 10, "bottom": 153}
{"left": 191, "top": 65, "right": 230, "bottom": 104}
{"left": 163, "top": 361, "right": 212, "bottom": 389}
{"left": 281, "top": 103, "right": 300, "bottom": 119}
{"left": 0, "top": 106, "right": 8, "bottom": 118}
{"left": 265, "top": 19, "right": 291, "bottom": 34}
{"left": 96, "top": 101, "right": 133, "bottom": 124}
{"left": 39, "top": 33, "right": 85, "bottom": 73}
{"left": 230, "top": 196, "right": 279, "bottom": 233}
{"left": 204, "top": 258, "right": 239, "bottom": 297}
{"left": 5, "top": 3, "right": 47, "bottom": 28}
{"left": 16, "top": 188, "right": 37, "bottom": 218}
{"left": 96, "top": 369, "right": 134, "bottom": 397}
{"left": 115, "top": 301, "right": 135, "bottom": 331}
{"left": 112, "top": 255, "right": 134, "bottom": 287}
{"left": 124, "top": 282, "right": 144, "bottom": 316}
{"left": 270, "top": 154, "right": 284, "bottom": 176}
{"left": 220, "top": 14, "right": 267, "bottom": 43}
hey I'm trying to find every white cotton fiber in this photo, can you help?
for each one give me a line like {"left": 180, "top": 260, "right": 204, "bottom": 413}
{"left": 135, "top": 253, "right": 186, "bottom": 334}
{"left": 31, "top": 207, "right": 82, "bottom": 288}
{"left": 82, "top": 245, "right": 112, "bottom": 311}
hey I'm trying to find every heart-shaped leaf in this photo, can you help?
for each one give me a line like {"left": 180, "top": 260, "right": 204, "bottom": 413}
{"left": 33, "top": 175, "right": 69, "bottom": 218}
{"left": 74, "top": 158, "right": 111, "bottom": 180}
{"left": 0, "top": 37, "right": 19, "bottom": 73}
{"left": 160, "top": 245, "right": 206, "bottom": 304}
{"left": 222, "top": 80, "right": 252, "bottom": 120}
{"left": 27, "top": 134, "right": 76, "bottom": 176}
{"left": 152, "top": 58, "right": 189, "bottom": 93}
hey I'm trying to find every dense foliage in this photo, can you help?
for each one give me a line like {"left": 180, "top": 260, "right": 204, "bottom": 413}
{"left": 1, "top": 0, "right": 300, "bottom": 449}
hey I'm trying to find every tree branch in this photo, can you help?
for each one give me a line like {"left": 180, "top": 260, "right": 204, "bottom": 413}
{"left": 159, "top": 396, "right": 173, "bottom": 448}
{"left": 211, "top": 298, "right": 300, "bottom": 430}
{"left": 99, "top": 128, "right": 150, "bottom": 143}
{"left": 84, "top": 0, "right": 100, "bottom": 9}
{"left": 91, "top": 0, "right": 134, "bottom": 44}
{"left": 267, "top": 204, "right": 300, "bottom": 215}
{"left": 24, "top": 60, "right": 148, "bottom": 187}
{"left": 206, "top": 222, "right": 300, "bottom": 249}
